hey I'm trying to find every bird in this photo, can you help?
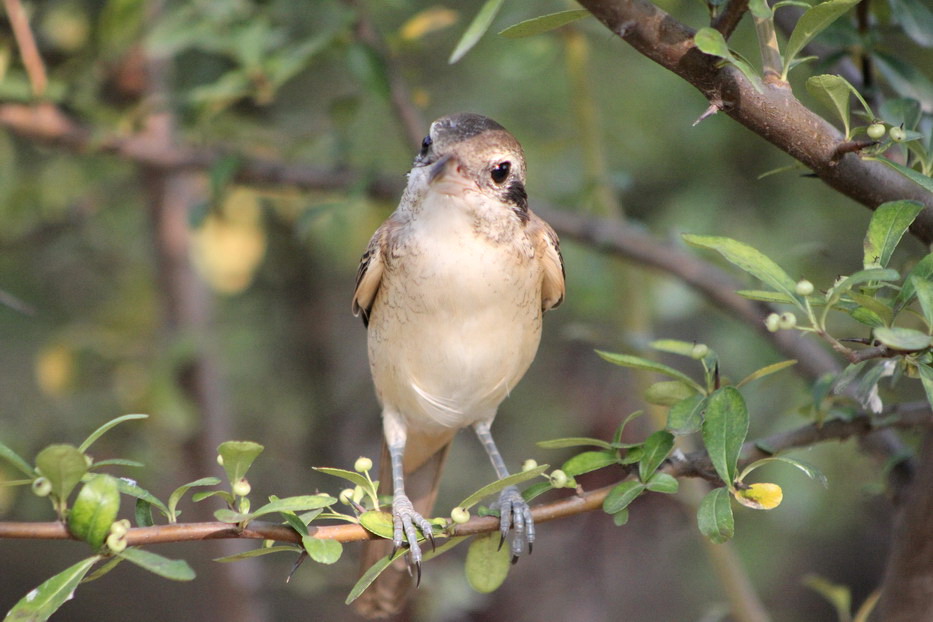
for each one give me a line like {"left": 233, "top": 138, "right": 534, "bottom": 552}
{"left": 351, "top": 112, "right": 565, "bottom": 618}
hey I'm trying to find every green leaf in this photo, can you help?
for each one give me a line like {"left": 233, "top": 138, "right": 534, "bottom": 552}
{"left": 116, "top": 478, "right": 170, "bottom": 519}
{"left": 465, "top": 532, "right": 511, "bottom": 593}
{"left": 118, "top": 548, "right": 195, "bottom": 581}
{"left": 896, "top": 253, "right": 933, "bottom": 311}
{"left": 826, "top": 268, "right": 901, "bottom": 307}
{"left": 783, "top": 0, "right": 862, "bottom": 78}
{"left": 167, "top": 477, "right": 221, "bottom": 522}
{"left": 702, "top": 387, "right": 749, "bottom": 487}
{"left": 872, "top": 157, "right": 933, "bottom": 194}
{"left": 522, "top": 481, "right": 554, "bottom": 502}
{"left": 217, "top": 441, "right": 264, "bottom": 487}
{"left": 693, "top": 28, "right": 763, "bottom": 91}
{"left": 873, "top": 326, "right": 933, "bottom": 351}
{"left": 917, "top": 363, "right": 933, "bottom": 411}
{"left": 611, "top": 508, "right": 630, "bottom": 526}
{"left": 602, "top": 481, "right": 646, "bottom": 514}
{"left": 697, "top": 487, "right": 735, "bottom": 543}
{"left": 667, "top": 394, "right": 707, "bottom": 435}
{"left": 35, "top": 444, "right": 88, "bottom": 505}
{"left": 863, "top": 200, "right": 925, "bottom": 269}
{"left": 649, "top": 339, "right": 702, "bottom": 357}
{"left": 78, "top": 414, "right": 148, "bottom": 453}
{"left": 889, "top": 0, "right": 933, "bottom": 47}
{"left": 358, "top": 511, "right": 395, "bottom": 539}
{"left": 638, "top": 431, "right": 674, "bottom": 483}
{"left": 90, "top": 459, "right": 145, "bottom": 469}
{"left": 847, "top": 292, "right": 895, "bottom": 327}
{"left": 873, "top": 50, "right": 933, "bottom": 113}
{"left": 458, "top": 465, "right": 549, "bottom": 510}
{"left": 301, "top": 536, "right": 343, "bottom": 564}
{"left": 646, "top": 472, "right": 680, "bottom": 494}
{"left": 449, "top": 0, "right": 505, "bottom": 64}
{"left": 738, "top": 456, "right": 828, "bottom": 487}
{"left": 561, "top": 450, "right": 618, "bottom": 477}
{"left": 645, "top": 380, "right": 697, "bottom": 406}
{"left": 82, "top": 555, "right": 125, "bottom": 583}
{"left": 313, "top": 466, "right": 373, "bottom": 489}
{"left": 67, "top": 474, "right": 120, "bottom": 549}
{"left": 683, "top": 235, "right": 801, "bottom": 308}
{"left": 805, "top": 74, "right": 854, "bottom": 137}
{"left": 345, "top": 43, "right": 390, "bottom": 99}
{"left": 4, "top": 556, "right": 99, "bottom": 621}
{"left": 736, "top": 289, "right": 819, "bottom": 305}
{"left": 214, "top": 545, "right": 299, "bottom": 562}
{"left": 214, "top": 494, "right": 336, "bottom": 524}
{"left": 536, "top": 437, "right": 612, "bottom": 450}
{"left": 736, "top": 360, "right": 798, "bottom": 387}
{"left": 614, "top": 410, "right": 645, "bottom": 445}
{"left": 749, "top": 0, "right": 773, "bottom": 18}
{"left": 596, "top": 350, "right": 705, "bottom": 392}
{"left": 802, "top": 574, "right": 852, "bottom": 621}
{"left": 912, "top": 277, "right": 933, "bottom": 328}
{"left": 346, "top": 549, "right": 406, "bottom": 604}
{"left": 498, "top": 9, "right": 590, "bottom": 38}
{"left": 0, "top": 439, "right": 36, "bottom": 478}
{"left": 135, "top": 498, "right": 154, "bottom": 527}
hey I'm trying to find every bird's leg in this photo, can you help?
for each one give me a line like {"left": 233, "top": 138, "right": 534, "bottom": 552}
{"left": 474, "top": 421, "right": 535, "bottom": 562}
{"left": 385, "top": 414, "right": 434, "bottom": 583}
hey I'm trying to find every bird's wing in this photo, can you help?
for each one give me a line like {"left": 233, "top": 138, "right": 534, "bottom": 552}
{"left": 530, "top": 212, "right": 566, "bottom": 311}
{"left": 352, "top": 218, "right": 398, "bottom": 326}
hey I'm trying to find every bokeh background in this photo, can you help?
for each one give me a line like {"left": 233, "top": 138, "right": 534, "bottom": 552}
{"left": 1, "top": 0, "right": 930, "bottom": 620}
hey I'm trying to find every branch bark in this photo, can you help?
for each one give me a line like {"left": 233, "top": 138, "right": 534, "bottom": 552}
{"left": 576, "top": 0, "right": 933, "bottom": 242}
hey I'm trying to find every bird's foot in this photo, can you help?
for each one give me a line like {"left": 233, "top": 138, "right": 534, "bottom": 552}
{"left": 391, "top": 493, "right": 435, "bottom": 585}
{"left": 490, "top": 485, "right": 534, "bottom": 563}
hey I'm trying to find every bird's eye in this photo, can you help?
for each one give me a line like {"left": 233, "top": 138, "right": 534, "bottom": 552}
{"left": 419, "top": 136, "right": 432, "bottom": 158}
{"left": 490, "top": 161, "right": 511, "bottom": 184}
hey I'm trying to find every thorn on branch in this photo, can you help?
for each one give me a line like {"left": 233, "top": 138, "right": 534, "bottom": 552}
{"left": 693, "top": 102, "right": 722, "bottom": 126}
{"left": 832, "top": 140, "right": 875, "bottom": 161}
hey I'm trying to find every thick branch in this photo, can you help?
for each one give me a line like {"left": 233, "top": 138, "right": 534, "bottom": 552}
{"left": 2, "top": 405, "right": 928, "bottom": 545}
{"left": 576, "top": 0, "right": 933, "bottom": 243}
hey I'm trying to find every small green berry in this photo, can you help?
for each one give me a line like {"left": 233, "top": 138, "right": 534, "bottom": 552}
{"left": 779, "top": 312, "right": 797, "bottom": 330}
{"left": 450, "top": 506, "right": 470, "bottom": 524}
{"left": 216, "top": 454, "right": 224, "bottom": 467}
{"left": 795, "top": 279, "right": 814, "bottom": 296}
{"left": 354, "top": 456, "right": 373, "bottom": 473}
{"left": 232, "top": 478, "right": 251, "bottom": 497}
{"left": 889, "top": 126, "right": 906, "bottom": 142}
{"left": 765, "top": 313, "right": 781, "bottom": 332}
{"left": 550, "top": 469, "right": 569, "bottom": 488}
{"left": 32, "top": 477, "right": 52, "bottom": 497}
{"left": 866, "top": 123, "right": 886, "bottom": 140}
{"left": 109, "top": 520, "right": 130, "bottom": 538}
{"left": 106, "top": 532, "right": 127, "bottom": 553}
{"left": 690, "top": 343, "right": 710, "bottom": 359}
{"left": 339, "top": 488, "right": 355, "bottom": 505}
{"left": 522, "top": 459, "right": 538, "bottom": 472}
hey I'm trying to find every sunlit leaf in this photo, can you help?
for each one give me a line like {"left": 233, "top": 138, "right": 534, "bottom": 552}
{"left": 697, "top": 487, "right": 734, "bottom": 543}
{"left": 498, "top": 10, "right": 590, "bottom": 38}
{"left": 734, "top": 482, "right": 783, "bottom": 509}
{"left": 399, "top": 7, "right": 459, "bottom": 41}
{"left": 449, "top": 0, "right": 505, "bottom": 64}
{"left": 465, "top": 533, "right": 511, "bottom": 593}
{"left": 863, "top": 200, "right": 925, "bottom": 269}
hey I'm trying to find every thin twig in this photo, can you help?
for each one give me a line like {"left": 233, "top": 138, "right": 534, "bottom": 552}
{"left": 712, "top": 0, "right": 750, "bottom": 39}
{"left": 3, "top": 0, "right": 47, "bottom": 98}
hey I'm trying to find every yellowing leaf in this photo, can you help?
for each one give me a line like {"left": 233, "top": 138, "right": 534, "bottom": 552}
{"left": 399, "top": 7, "right": 459, "bottom": 41}
{"left": 192, "top": 188, "right": 267, "bottom": 294}
{"left": 734, "top": 482, "right": 783, "bottom": 510}
{"left": 35, "top": 344, "right": 75, "bottom": 397}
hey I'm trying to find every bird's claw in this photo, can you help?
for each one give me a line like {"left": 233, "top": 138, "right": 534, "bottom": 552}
{"left": 490, "top": 485, "right": 535, "bottom": 561}
{"left": 391, "top": 493, "right": 434, "bottom": 586}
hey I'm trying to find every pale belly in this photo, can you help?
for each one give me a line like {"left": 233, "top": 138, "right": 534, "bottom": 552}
{"left": 368, "top": 230, "right": 543, "bottom": 431}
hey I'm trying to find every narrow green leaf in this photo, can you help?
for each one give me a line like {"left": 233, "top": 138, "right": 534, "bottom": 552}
{"left": 522, "top": 481, "right": 554, "bottom": 502}
{"left": 896, "top": 253, "right": 933, "bottom": 311}
{"left": 301, "top": 536, "right": 343, "bottom": 564}
{"left": 826, "top": 268, "right": 901, "bottom": 307}
{"left": 847, "top": 292, "right": 894, "bottom": 326}
{"left": 214, "top": 545, "right": 299, "bottom": 562}
{"left": 738, "top": 456, "right": 829, "bottom": 487}
{"left": 736, "top": 289, "right": 821, "bottom": 305}
{"left": 89, "top": 459, "right": 145, "bottom": 469}
{"left": 802, "top": 574, "right": 852, "bottom": 620}
{"left": 78, "top": 414, "right": 148, "bottom": 453}
{"left": 217, "top": 441, "right": 264, "bottom": 487}
{"left": 313, "top": 467, "right": 372, "bottom": 490}
{"left": 645, "top": 380, "right": 697, "bottom": 406}
{"left": 167, "top": 477, "right": 221, "bottom": 521}
{"left": 667, "top": 394, "right": 707, "bottom": 435}
{"left": 649, "top": 339, "right": 701, "bottom": 357}
{"left": 602, "top": 481, "right": 646, "bottom": 514}
{"left": 613, "top": 410, "right": 645, "bottom": 445}
{"left": 912, "top": 277, "right": 933, "bottom": 328}
{"left": 646, "top": 472, "right": 680, "bottom": 494}
{"left": 694, "top": 27, "right": 735, "bottom": 60}
{"left": 465, "top": 533, "right": 511, "bottom": 593}
{"left": 783, "top": 0, "right": 862, "bottom": 76}
{"left": 889, "top": 0, "right": 933, "bottom": 47}
{"left": 683, "top": 235, "right": 801, "bottom": 308}
{"left": 35, "top": 444, "right": 88, "bottom": 505}
{"left": 67, "top": 474, "right": 120, "bottom": 549}
{"left": 701, "top": 387, "right": 749, "bottom": 487}
{"left": 736, "top": 360, "right": 798, "bottom": 387}
{"left": 116, "top": 478, "right": 170, "bottom": 518}
{"left": 358, "top": 511, "right": 395, "bottom": 539}
{"left": 873, "top": 326, "right": 933, "bottom": 351}
{"left": 134, "top": 498, "right": 154, "bottom": 527}
{"left": 118, "top": 548, "right": 195, "bottom": 581}
{"left": 537, "top": 437, "right": 612, "bottom": 450}
{"left": 697, "top": 487, "right": 735, "bottom": 543}
{"left": 871, "top": 157, "right": 933, "bottom": 194}
{"left": 561, "top": 450, "right": 618, "bottom": 476}
{"left": 192, "top": 489, "right": 232, "bottom": 503}
{"left": 449, "top": 0, "right": 505, "bottom": 64}
{"left": 638, "top": 431, "right": 674, "bottom": 483}
{"left": 214, "top": 494, "right": 337, "bottom": 523}
{"left": 748, "top": 0, "right": 773, "bottom": 18}
{"left": 596, "top": 350, "right": 704, "bottom": 392}
{"left": 0, "top": 440, "right": 36, "bottom": 478}
{"left": 873, "top": 50, "right": 933, "bottom": 113}
{"left": 4, "top": 556, "right": 99, "bottom": 621}
{"left": 82, "top": 555, "right": 125, "bottom": 583}
{"left": 917, "top": 363, "right": 933, "bottom": 411}
{"left": 806, "top": 74, "right": 853, "bottom": 137}
{"left": 458, "top": 465, "right": 548, "bottom": 510}
{"left": 346, "top": 550, "right": 406, "bottom": 604}
{"left": 498, "top": 10, "right": 590, "bottom": 38}
{"left": 863, "top": 200, "right": 925, "bottom": 269}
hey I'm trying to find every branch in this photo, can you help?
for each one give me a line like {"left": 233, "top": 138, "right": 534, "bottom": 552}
{"left": 576, "top": 0, "right": 933, "bottom": 243}
{"left": 2, "top": 404, "right": 929, "bottom": 545}
{"left": 2, "top": 0, "right": 47, "bottom": 97}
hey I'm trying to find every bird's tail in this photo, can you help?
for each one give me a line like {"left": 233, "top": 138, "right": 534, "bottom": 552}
{"left": 353, "top": 440, "right": 451, "bottom": 619}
